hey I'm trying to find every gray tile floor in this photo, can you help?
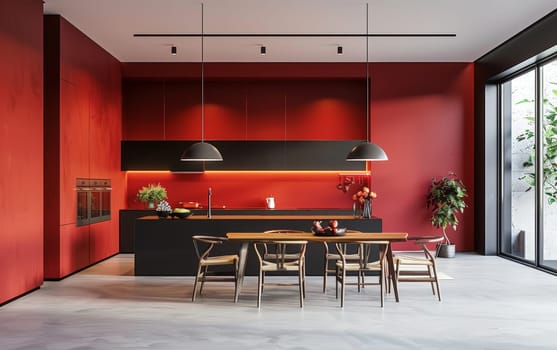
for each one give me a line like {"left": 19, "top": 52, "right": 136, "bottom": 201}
{"left": 1, "top": 253, "right": 556, "bottom": 350}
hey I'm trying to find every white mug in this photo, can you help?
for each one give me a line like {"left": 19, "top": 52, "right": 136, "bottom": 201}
{"left": 265, "top": 197, "right": 275, "bottom": 209}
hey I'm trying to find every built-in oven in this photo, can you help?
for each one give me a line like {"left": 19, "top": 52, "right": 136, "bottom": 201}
{"left": 76, "top": 178, "right": 111, "bottom": 226}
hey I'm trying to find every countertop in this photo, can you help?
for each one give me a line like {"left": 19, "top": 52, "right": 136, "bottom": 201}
{"left": 138, "top": 215, "right": 378, "bottom": 220}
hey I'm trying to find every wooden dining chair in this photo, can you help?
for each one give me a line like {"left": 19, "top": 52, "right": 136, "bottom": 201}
{"left": 322, "top": 230, "right": 362, "bottom": 293}
{"left": 393, "top": 235, "right": 444, "bottom": 301}
{"left": 263, "top": 230, "right": 306, "bottom": 295}
{"left": 253, "top": 240, "right": 308, "bottom": 308}
{"left": 335, "top": 241, "right": 389, "bottom": 307}
{"left": 262, "top": 230, "right": 305, "bottom": 261}
{"left": 191, "top": 235, "right": 239, "bottom": 302}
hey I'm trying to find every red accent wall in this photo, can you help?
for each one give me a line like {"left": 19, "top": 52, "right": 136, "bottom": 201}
{"left": 370, "top": 63, "right": 475, "bottom": 251}
{"left": 0, "top": 0, "right": 44, "bottom": 304}
{"left": 44, "top": 16, "right": 125, "bottom": 279}
{"left": 123, "top": 62, "right": 475, "bottom": 251}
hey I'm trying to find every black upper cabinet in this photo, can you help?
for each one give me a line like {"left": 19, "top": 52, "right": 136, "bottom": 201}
{"left": 121, "top": 140, "right": 365, "bottom": 171}
{"left": 121, "top": 141, "right": 204, "bottom": 172}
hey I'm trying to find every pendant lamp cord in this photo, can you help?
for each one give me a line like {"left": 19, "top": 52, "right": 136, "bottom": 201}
{"left": 366, "top": 2, "right": 370, "bottom": 143}
{"left": 201, "top": 3, "right": 205, "bottom": 143}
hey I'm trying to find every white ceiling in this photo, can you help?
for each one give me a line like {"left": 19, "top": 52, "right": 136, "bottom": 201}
{"left": 43, "top": 0, "right": 557, "bottom": 63}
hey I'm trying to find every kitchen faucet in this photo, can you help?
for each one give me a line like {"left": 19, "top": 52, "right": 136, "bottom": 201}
{"left": 207, "top": 187, "right": 212, "bottom": 218}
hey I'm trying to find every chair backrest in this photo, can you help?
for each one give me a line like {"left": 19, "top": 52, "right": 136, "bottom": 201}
{"left": 410, "top": 235, "right": 444, "bottom": 261}
{"left": 263, "top": 230, "right": 304, "bottom": 255}
{"left": 335, "top": 240, "right": 389, "bottom": 268}
{"left": 323, "top": 230, "right": 362, "bottom": 254}
{"left": 253, "top": 240, "right": 307, "bottom": 270}
{"left": 192, "top": 235, "right": 226, "bottom": 261}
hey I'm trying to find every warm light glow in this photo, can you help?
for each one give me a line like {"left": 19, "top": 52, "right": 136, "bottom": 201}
{"left": 126, "top": 170, "right": 371, "bottom": 175}
{"left": 126, "top": 171, "right": 172, "bottom": 174}
{"left": 204, "top": 170, "right": 370, "bottom": 175}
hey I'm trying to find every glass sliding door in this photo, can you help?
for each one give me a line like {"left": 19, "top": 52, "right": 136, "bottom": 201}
{"left": 500, "top": 56, "right": 557, "bottom": 273}
{"left": 501, "top": 70, "right": 536, "bottom": 262}
{"left": 541, "top": 59, "right": 557, "bottom": 270}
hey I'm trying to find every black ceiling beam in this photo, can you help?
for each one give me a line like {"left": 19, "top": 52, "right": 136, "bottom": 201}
{"left": 133, "top": 33, "right": 456, "bottom": 38}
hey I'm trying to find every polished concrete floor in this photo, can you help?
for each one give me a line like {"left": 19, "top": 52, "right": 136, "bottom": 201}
{"left": 1, "top": 253, "right": 556, "bottom": 350}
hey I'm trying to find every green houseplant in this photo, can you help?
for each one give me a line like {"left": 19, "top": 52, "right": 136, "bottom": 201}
{"left": 426, "top": 172, "right": 467, "bottom": 258}
{"left": 137, "top": 183, "right": 168, "bottom": 208}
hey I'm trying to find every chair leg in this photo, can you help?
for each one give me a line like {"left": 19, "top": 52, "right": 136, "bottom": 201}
{"left": 427, "top": 265, "right": 436, "bottom": 295}
{"left": 335, "top": 265, "right": 339, "bottom": 299}
{"left": 340, "top": 268, "right": 346, "bottom": 308}
{"left": 199, "top": 265, "right": 209, "bottom": 295}
{"left": 192, "top": 264, "right": 203, "bottom": 302}
{"left": 323, "top": 256, "right": 328, "bottom": 293}
{"left": 431, "top": 263, "right": 442, "bottom": 302}
{"left": 298, "top": 265, "right": 304, "bottom": 308}
{"left": 233, "top": 260, "right": 239, "bottom": 303}
{"left": 379, "top": 266, "right": 384, "bottom": 308}
{"left": 257, "top": 270, "right": 263, "bottom": 308}
{"left": 300, "top": 259, "right": 306, "bottom": 299}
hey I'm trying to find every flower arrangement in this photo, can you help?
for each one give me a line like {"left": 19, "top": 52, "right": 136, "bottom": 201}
{"left": 352, "top": 186, "right": 377, "bottom": 204}
{"left": 352, "top": 186, "right": 376, "bottom": 218}
{"left": 137, "top": 183, "right": 168, "bottom": 208}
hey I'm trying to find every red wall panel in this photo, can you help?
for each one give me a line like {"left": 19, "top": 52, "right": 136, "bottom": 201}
{"left": 122, "top": 81, "right": 165, "bottom": 140}
{"left": 370, "top": 63, "right": 475, "bottom": 251}
{"left": 59, "top": 79, "right": 89, "bottom": 225}
{"left": 123, "top": 79, "right": 365, "bottom": 141}
{"left": 123, "top": 63, "right": 475, "bottom": 251}
{"left": 44, "top": 16, "right": 124, "bottom": 279}
{"left": 0, "top": 0, "right": 44, "bottom": 304}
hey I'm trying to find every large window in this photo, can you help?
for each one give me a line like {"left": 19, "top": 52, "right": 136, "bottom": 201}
{"left": 541, "top": 59, "right": 557, "bottom": 270}
{"left": 500, "top": 58, "right": 557, "bottom": 271}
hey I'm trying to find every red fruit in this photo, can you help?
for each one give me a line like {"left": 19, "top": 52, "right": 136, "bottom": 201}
{"left": 313, "top": 220, "right": 324, "bottom": 232}
{"left": 329, "top": 220, "right": 338, "bottom": 228}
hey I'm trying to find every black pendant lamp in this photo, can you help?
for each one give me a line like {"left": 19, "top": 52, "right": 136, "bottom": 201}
{"left": 346, "top": 3, "right": 388, "bottom": 162}
{"left": 181, "top": 3, "right": 223, "bottom": 162}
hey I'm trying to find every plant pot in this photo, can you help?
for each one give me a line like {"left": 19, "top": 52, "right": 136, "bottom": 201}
{"left": 147, "top": 201, "right": 155, "bottom": 209}
{"left": 436, "top": 243, "right": 456, "bottom": 258}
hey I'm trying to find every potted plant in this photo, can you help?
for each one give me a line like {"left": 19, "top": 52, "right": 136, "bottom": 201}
{"left": 426, "top": 172, "right": 467, "bottom": 258}
{"left": 137, "top": 183, "right": 168, "bottom": 209}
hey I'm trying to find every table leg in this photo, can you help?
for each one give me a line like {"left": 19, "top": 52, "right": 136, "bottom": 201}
{"left": 386, "top": 243, "right": 400, "bottom": 302}
{"left": 235, "top": 242, "right": 249, "bottom": 302}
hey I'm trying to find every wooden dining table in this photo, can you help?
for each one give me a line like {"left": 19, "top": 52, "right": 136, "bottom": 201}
{"left": 226, "top": 231, "right": 408, "bottom": 303}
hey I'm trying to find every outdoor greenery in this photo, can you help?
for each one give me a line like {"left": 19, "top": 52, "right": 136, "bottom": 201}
{"left": 515, "top": 82, "right": 557, "bottom": 205}
{"left": 426, "top": 172, "right": 468, "bottom": 245}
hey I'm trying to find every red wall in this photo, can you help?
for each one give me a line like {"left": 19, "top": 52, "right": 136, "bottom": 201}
{"left": 0, "top": 0, "right": 44, "bottom": 304}
{"left": 371, "top": 63, "right": 475, "bottom": 251}
{"left": 124, "top": 62, "right": 475, "bottom": 251}
{"left": 44, "top": 16, "right": 125, "bottom": 279}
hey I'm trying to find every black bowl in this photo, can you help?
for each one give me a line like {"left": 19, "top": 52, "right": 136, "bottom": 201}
{"left": 156, "top": 211, "right": 171, "bottom": 218}
{"left": 173, "top": 211, "right": 193, "bottom": 219}
{"left": 311, "top": 227, "right": 346, "bottom": 236}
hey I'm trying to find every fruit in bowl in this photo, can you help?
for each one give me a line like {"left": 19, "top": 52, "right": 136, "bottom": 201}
{"left": 156, "top": 200, "right": 172, "bottom": 218}
{"left": 311, "top": 220, "right": 346, "bottom": 236}
{"left": 172, "top": 208, "right": 192, "bottom": 219}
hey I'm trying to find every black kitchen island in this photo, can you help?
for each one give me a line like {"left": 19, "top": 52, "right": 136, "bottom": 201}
{"left": 134, "top": 214, "right": 382, "bottom": 276}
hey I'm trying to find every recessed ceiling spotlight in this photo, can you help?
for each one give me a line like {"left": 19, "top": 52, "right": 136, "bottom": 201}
{"left": 171, "top": 46, "right": 177, "bottom": 55}
{"left": 260, "top": 46, "right": 267, "bottom": 56}
{"left": 337, "top": 45, "right": 343, "bottom": 55}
